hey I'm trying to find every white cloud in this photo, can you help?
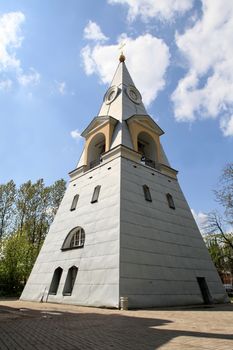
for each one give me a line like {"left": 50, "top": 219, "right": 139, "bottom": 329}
{"left": 191, "top": 209, "right": 208, "bottom": 232}
{"left": 84, "top": 21, "right": 108, "bottom": 42}
{"left": 0, "top": 79, "right": 12, "bottom": 91}
{"left": 70, "top": 129, "right": 82, "bottom": 140}
{"left": 81, "top": 46, "right": 96, "bottom": 75}
{"left": 108, "top": 0, "right": 194, "bottom": 22}
{"left": 55, "top": 81, "right": 66, "bottom": 95}
{"left": 18, "top": 68, "right": 40, "bottom": 87}
{"left": 0, "top": 12, "right": 24, "bottom": 71}
{"left": 172, "top": 0, "right": 233, "bottom": 136}
{"left": 0, "top": 11, "right": 40, "bottom": 90}
{"left": 81, "top": 33, "right": 170, "bottom": 106}
{"left": 220, "top": 115, "right": 233, "bottom": 137}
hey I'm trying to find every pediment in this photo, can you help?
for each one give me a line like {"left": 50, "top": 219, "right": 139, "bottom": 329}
{"left": 81, "top": 116, "right": 118, "bottom": 138}
{"left": 126, "top": 114, "right": 164, "bottom": 136}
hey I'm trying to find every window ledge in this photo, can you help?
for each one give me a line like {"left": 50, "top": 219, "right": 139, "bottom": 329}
{"left": 61, "top": 245, "right": 84, "bottom": 251}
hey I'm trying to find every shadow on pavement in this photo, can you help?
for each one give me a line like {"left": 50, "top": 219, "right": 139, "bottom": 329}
{"left": 0, "top": 303, "right": 232, "bottom": 349}
{"left": 138, "top": 302, "right": 233, "bottom": 312}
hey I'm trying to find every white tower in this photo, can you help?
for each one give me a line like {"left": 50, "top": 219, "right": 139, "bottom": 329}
{"left": 21, "top": 55, "right": 228, "bottom": 308}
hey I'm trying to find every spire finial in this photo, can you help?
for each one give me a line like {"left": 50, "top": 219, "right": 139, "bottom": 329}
{"left": 118, "top": 42, "right": 126, "bottom": 62}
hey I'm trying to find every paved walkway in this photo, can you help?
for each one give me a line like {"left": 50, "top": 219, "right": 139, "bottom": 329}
{"left": 0, "top": 300, "right": 232, "bottom": 349}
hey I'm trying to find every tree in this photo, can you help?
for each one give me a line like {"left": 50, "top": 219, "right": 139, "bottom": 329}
{"left": 205, "top": 234, "right": 232, "bottom": 274}
{"left": 0, "top": 180, "right": 16, "bottom": 239}
{"left": 0, "top": 178, "right": 66, "bottom": 295}
{"left": 205, "top": 163, "right": 233, "bottom": 245}
{"left": 15, "top": 179, "right": 66, "bottom": 250}
{"left": 206, "top": 211, "right": 233, "bottom": 250}
{"left": 49, "top": 179, "right": 66, "bottom": 218}
{"left": 204, "top": 163, "right": 233, "bottom": 283}
{"left": 215, "top": 163, "right": 233, "bottom": 225}
{"left": 205, "top": 233, "right": 233, "bottom": 284}
{"left": 0, "top": 231, "right": 38, "bottom": 295}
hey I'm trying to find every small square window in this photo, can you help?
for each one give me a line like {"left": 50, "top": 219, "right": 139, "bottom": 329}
{"left": 143, "top": 185, "right": 152, "bottom": 202}
{"left": 166, "top": 193, "right": 175, "bottom": 209}
{"left": 91, "top": 185, "right": 101, "bottom": 203}
{"left": 70, "top": 194, "right": 79, "bottom": 211}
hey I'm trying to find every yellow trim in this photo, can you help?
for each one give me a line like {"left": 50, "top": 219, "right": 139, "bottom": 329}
{"left": 160, "top": 164, "right": 177, "bottom": 179}
{"left": 83, "top": 121, "right": 115, "bottom": 165}
{"left": 127, "top": 120, "right": 162, "bottom": 163}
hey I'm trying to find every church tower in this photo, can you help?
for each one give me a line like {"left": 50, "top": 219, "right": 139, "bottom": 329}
{"left": 21, "top": 54, "right": 228, "bottom": 308}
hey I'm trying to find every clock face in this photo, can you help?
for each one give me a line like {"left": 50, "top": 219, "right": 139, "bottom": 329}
{"left": 104, "top": 86, "right": 119, "bottom": 105}
{"left": 126, "top": 85, "right": 142, "bottom": 104}
{"left": 129, "top": 90, "right": 137, "bottom": 100}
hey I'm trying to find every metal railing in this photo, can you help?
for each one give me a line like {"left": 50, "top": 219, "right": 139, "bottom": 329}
{"left": 89, "top": 157, "right": 103, "bottom": 169}
{"left": 141, "top": 156, "right": 160, "bottom": 170}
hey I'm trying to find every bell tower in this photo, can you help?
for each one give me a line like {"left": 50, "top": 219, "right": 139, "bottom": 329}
{"left": 21, "top": 55, "right": 228, "bottom": 308}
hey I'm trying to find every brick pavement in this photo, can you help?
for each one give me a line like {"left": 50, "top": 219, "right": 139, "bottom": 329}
{"left": 0, "top": 300, "right": 232, "bottom": 350}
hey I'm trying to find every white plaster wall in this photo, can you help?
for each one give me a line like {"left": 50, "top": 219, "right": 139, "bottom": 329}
{"left": 21, "top": 153, "right": 227, "bottom": 309}
{"left": 111, "top": 121, "right": 133, "bottom": 149}
{"left": 21, "top": 157, "right": 121, "bottom": 308}
{"left": 119, "top": 157, "right": 227, "bottom": 308}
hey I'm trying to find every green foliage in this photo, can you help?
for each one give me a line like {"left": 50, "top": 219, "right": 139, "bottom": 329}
{"left": 0, "top": 178, "right": 66, "bottom": 296}
{"left": 215, "top": 163, "right": 233, "bottom": 225}
{"left": 204, "top": 163, "right": 233, "bottom": 282}
{"left": 50, "top": 179, "right": 67, "bottom": 217}
{"left": 205, "top": 163, "right": 233, "bottom": 250}
{"left": 205, "top": 234, "right": 233, "bottom": 276}
{"left": 0, "top": 180, "right": 16, "bottom": 238}
{"left": 0, "top": 232, "right": 38, "bottom": 296}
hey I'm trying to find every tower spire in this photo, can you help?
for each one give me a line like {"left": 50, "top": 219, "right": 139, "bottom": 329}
{"left": 118, "top": 42, "right": 126, "bottom": 62}
{"left": 119, "top": 53, "right": 126, "bottom": 62}
{"left": 98, "top": 55, "right": 147, "bottom": 121}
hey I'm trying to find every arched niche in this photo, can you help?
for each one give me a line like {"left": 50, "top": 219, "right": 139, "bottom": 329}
{"left": 49, "top": 267, "right": 63, "bottom": 295}
{"left": 137, "top": 131, "right": 157, "bottom": 167}
{"left": 63, "top": 266, "right": 78, "bottom": 296}
{"left": 87, "top": 133, "right": 106, "bottom": 169}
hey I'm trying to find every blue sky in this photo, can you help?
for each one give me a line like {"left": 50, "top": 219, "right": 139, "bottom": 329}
{"left": 0, "top": 0, "right": 232, "bottom": 227}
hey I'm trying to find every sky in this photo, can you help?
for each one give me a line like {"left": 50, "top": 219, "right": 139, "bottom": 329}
{"left": 0, "top": 0, "right": 232, "bottom": 229}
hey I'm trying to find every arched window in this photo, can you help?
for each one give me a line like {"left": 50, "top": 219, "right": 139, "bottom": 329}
{"left": 137, "top": 132, "right": 157, "bottom": 169}
{"left": 143, "top": 185, "right": 152, "bottom": 202}
{"left": 63, "top": 266, "right": 78, "bottom": 296}
{"left": 87, "top": 133, "right": 106, "bottom": 169}
{"left": 166, "top": 193, "right": 175, "bottom": 209}
{"left": 61, "top": 227, "right": 85, "bottom": 250}
{"left": 49, "top": 267, "right": 63, "bottom": 295}
{"left": 91, "top": 185, "right": 101, "bottom": 203}
{"left": 70, "top": 194, "right": 79, "bottom": 211}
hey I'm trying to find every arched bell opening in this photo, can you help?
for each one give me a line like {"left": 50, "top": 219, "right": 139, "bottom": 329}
{"left": 87, "top": 133, "right": 106, "bottom": 169}
{"left": 137, "top": 132, "right": 157, "bottom": 168}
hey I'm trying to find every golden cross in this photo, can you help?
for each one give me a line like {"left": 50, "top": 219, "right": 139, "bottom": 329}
{"left": 118, "top": 42, "right": 126, "bottom": 55}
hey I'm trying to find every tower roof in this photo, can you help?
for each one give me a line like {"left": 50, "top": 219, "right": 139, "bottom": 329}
{"left": 77, "top": 55, "right": 170, "bottom": 169}
{"left": 98, "top": 58, "right": 148, "bottom": 121}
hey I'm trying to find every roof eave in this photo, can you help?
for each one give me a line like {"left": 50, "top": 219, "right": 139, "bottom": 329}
{"left": 126, "top": 114, "right": 165, "bottom": 136}
{"left": 81, "top": 115, "right": 118, "bottom": 138}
